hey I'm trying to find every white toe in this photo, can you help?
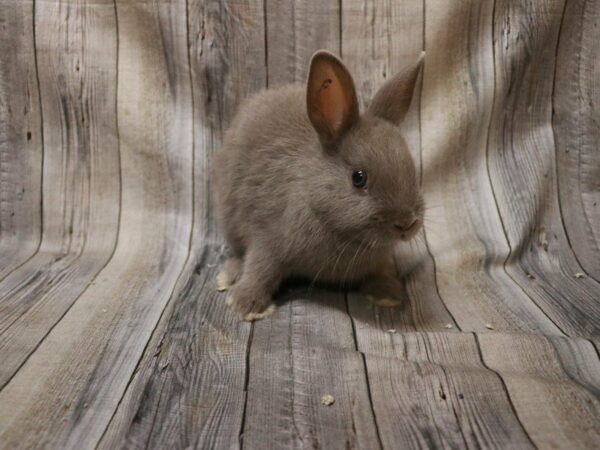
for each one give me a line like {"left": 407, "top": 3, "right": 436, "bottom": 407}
{"left": 243, "top": 304, "right": 276, "bottom": 322}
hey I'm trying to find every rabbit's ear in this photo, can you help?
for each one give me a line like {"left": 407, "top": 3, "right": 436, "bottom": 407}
{"left": 368, "top": 52, "right": 424, "bottom": 125}
{"left": 307, "top": 51, "right": 359, "bottom": 146}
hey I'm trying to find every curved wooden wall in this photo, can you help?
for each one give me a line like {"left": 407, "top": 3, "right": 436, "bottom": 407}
{"left": 0, "top": 0, "right": 598, "bottom": 448}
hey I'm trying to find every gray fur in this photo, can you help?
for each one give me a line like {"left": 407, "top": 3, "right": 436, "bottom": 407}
{"left": 212, "top": 51, "right": 424, "bottom": 321}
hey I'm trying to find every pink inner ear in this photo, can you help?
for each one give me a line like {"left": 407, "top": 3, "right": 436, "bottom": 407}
{"left": 316, "top": 67, "right": 347, "bottom": 136}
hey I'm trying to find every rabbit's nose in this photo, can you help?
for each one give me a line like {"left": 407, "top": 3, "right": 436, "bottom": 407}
{"left": 394, "top": 217, "right": 418, "bottom": 232}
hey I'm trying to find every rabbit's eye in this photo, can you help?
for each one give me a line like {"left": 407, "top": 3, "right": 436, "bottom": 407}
{"left": 352, "top": 170, "right": 368, "bottom": 188}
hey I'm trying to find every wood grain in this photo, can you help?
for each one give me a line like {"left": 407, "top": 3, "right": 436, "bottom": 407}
{"left": 99, "top": 0, "right": 267, "bottom": 448}
{"left": 98, "top": 255, "right": 250, "bottom": 450}
{"left": 361, "top": 330, "right": 534, "bottom": 448}
{"left": 342, "top": 0, "right": 457, "bottom": 333}
{"left": 0, "top": 0, "right": 42, "bottom": 279}
{"left": 266, "top": 0, "right": 339, "bottom": 85}
{"left": 487, "top": 0, "right": 600, "bottom": 337}
{"left": 0, "top": 0, "right": 120, "bottom": 389}
{"left": 0, "top": 0, "right": 598, "bottom": 448}
{"left": 479, "top": 333, "right": 600, "bottom": 448}
{"left": 553, "top": 0, "right": 600, "bottom": 280}
{"left": 341, "top": 3, "right": 536, "bottom": 447}
{"left": 244, "top": 291, "right": 380, "bottom": 449}
{"left": 240, "top": 2, "right": 383, "bottom": 448}
{"left": 421, "top": 0, "right": 563, "bottom": 335}
{"left": 0, "top": 0, "right": 192, "bottom": 447}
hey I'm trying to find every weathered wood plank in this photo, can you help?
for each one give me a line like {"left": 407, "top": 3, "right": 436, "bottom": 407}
{"left": 341, "top": 2, "right": 532, "bottom": 447}
{"left": 0, "top": 0, "right": 120, "bottom": 389}
{"left": 553, "top": 0, "right": 600, "bottom": 280}
{"left": 240, "top": 2, "right": 382, "bottom": 448}
{"left": 244, "top": 291, "right": 381, "bottom": 449}
{"left": 421, "top": 0, "right": 563, "bottom": 334}
{"left": 550, "top": 336, "right": 600, "bottom": 400}
{"left": 342, "top": 0, "right": 457, "bottom": 333}
{"left": 99, "top": 253, "right": 250, "bottom": 450}
{"left": 0, "top": 0, "right": 193, "bottom": 447}
{"left": 342, "top": 2, "right": 535, "bottom": 447}
{"left": 342, "top": 0, "right": 423, "bottom": 108}
{"left": 479, "top": 333, "right": 600, "bottom": 448}
{"left": 266, "top": 0, "right": 339, "bottom": 85}
{"left": 0, "top": 0, "right": 42, "bottom": 279}
{"left": 98, "top": 0, "right": 267, "bottom": 448}
{"left": 0, "top": 0, "right": 598, "bottom": 448}
{"left": 487, "top": 0, "right": 600, "bottom": 336}
{"left": 355, "top": 329, "right": 534, "bottom": 448}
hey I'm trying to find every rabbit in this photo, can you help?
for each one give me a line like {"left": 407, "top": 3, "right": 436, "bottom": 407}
{"left": 212, "top": 50, "right": 425, "bottom": 321}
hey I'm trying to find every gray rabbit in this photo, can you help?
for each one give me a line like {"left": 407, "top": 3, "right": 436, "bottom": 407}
{"left": 212, "top": 50, "right": 425, "bottom": 321}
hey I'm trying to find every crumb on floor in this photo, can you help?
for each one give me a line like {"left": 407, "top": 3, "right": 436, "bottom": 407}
{"left": 321, "top": 394, "right": 335, "bottom": 406}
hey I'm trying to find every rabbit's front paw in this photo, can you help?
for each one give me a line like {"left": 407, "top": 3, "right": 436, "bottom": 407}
{"left": 361, "top": 275, "right": 405, "bottom": 308}
{"left": 227, "top": 286, "right": 275, "bottom": 322}
{"left": 216, "top": 257, "right": 243, "bottom": 292}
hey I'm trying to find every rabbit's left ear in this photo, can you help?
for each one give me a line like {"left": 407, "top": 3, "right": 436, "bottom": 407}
{"left": 368, "top": 52, "right": 425, "bottom": 125}
{"left": 307, "top": 50, "right": 359, "bottom": 146}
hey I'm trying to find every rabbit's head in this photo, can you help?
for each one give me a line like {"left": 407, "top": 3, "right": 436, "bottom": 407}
{"left": 305, "top": 51, "right": 425, "bottom": 246}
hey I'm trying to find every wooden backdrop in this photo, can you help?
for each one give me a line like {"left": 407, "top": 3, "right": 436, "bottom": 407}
{"left": 0, "top": 0, "right": 599, "bottom": 448}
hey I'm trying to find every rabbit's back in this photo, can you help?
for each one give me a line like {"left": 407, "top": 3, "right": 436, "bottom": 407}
{"left": 213, "top": 84, "right": 315, "bottom": 256}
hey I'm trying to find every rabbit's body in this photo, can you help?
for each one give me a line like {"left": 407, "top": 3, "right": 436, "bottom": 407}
{"left": 214, "top": 85, "right": 390, "bottom": 285}
{"left": 213, "top": 51, "right": 424, "bottom": 320}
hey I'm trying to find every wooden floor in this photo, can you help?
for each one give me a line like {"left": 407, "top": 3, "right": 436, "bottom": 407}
{"left": 1, "top": 0, "right": 599, "bottom": 448}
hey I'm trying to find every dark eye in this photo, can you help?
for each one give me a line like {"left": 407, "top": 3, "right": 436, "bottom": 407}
{"left": 352, "top": 170, "right": 368, "bottom": 188}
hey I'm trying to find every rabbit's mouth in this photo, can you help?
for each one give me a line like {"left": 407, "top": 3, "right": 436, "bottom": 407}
{"left": 394, "top": 218, "right": 422, "bottom": 241}
{"left": 358, "top": 219, "right": 422, "bottom": 245}
{"left": 369, "top": 214, "right": 423, "bottom": 242}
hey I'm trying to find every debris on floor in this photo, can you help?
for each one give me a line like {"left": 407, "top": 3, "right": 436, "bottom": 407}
{"left": 439, "top": 389, "right": 447, "bottom": 400}
{"left": 574, "top": 272, "right": 585, "bottom": 279}
{"left": 485, "top": 323, "right": 494, "bottom": 330}
{"left": 386, "top": 328, "right": 397, "bottom": 334}
{"left": 445, "top": 324, "right": 453, "bottom": 329}
{"left": 538, "top": 229, "right": 548, "bottom": 251}
{"left": 321, "top": 394, "right": 335, "bottom": 406}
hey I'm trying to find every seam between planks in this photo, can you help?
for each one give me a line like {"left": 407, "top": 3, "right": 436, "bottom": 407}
{"left": 482, "top": 0, "right": 569, "bottom": 336}
{"left": 28, "top": 0, "right": 45, "bottom": 264}
{"left": 472, "top": 332, "right": 537, "bottom": 448}
{"left": 263, "top": 0, "right": 269, "bottom": 87}
{"left": 550, "top": 0, "right": 599, "bottom": 285}
{"left": 345, "top": 292, "right": 384, "bottom": 450}
{"left": 422, "top": 0, "right": 426, "bottom": 52}
{"left": 238, "top": 321, "right": 254, "bottom": 449}
{"left": 0, "top": 258, "right": 89, "bottom": 390}
{"left": 419, "top": 0, "right": 461, "bottom": 331}
{"left": 185, "top": 0, "right": 196, "bottom": 272}
{"left": 240, "top": 1, "right": 270, "bottom": 447}
{"left": 338, "top": 0, "right": 342, "bottom": 56}
{"left": 590, "top": 340, "right": 600, "bottom": 361}
{"left": 288, "top": 303, "right": 302, "bottom": 445}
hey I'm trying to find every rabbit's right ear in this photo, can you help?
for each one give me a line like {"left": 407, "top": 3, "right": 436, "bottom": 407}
{"left": 368, "top": 52, "right": 424, "bottom": 125}
{"left": 307, "top": 51, "right": 359, "bottom": 147}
